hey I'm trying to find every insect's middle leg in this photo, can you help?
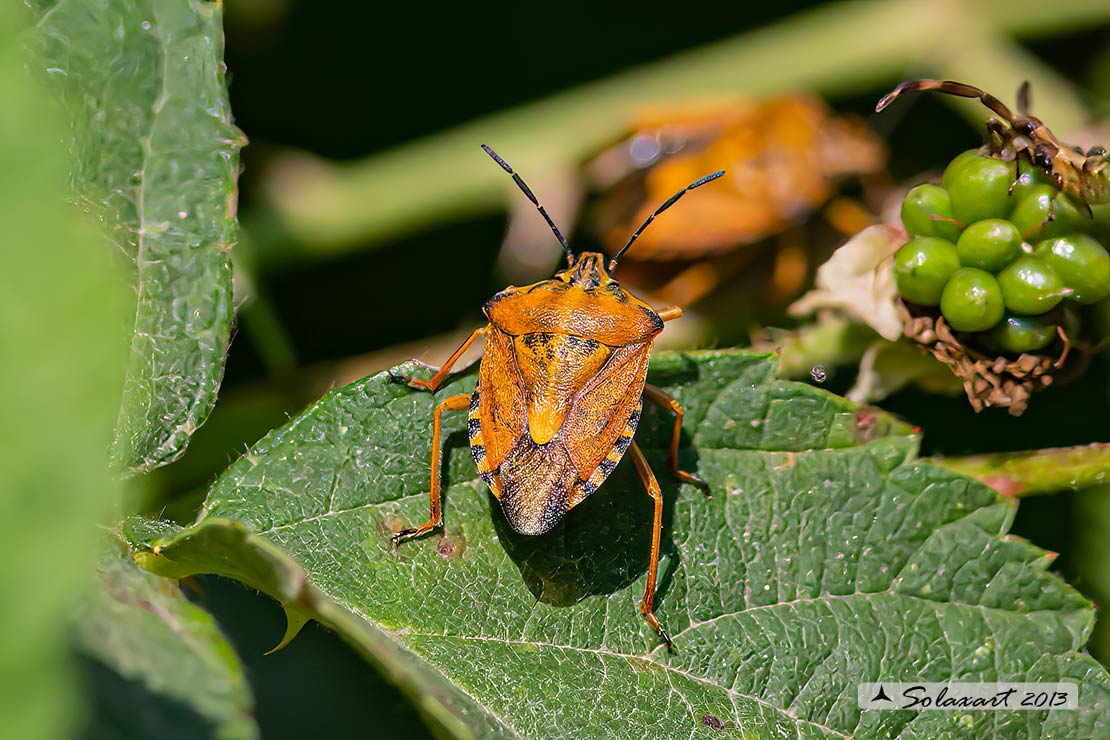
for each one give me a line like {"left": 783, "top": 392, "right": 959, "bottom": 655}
{"left": 392, "top": 392, "right": 471, "bottom": 545}
{"left": 642, "top": 384, "right": 709, "bottom": 492}
{"left": 628, "top": 440, "right": 672, "bottom": 648}
{"left": 391, "top": 327, "right": 486, "bottom": 392}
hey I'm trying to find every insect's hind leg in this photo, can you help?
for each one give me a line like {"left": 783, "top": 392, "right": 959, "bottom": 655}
{"left": 642, "top": 384, "right": 709, "bottom": 493}
{"left": 627, "top": 440, "right": 673, "bottom": 649}
{"left": 390, "top": 327, "right": 486, "bottom": 392}
{"left": 392, "top": 393, "right": 472, "bottom": 545}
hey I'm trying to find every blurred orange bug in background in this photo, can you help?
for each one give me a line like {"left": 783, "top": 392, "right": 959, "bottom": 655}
{"left": 587, "top": 96, "right": 887, "bottom": 307}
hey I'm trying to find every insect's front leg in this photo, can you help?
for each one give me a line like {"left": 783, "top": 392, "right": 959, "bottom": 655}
{"left": 642, "top": 383, "right": 709, "bottom": 493}
{"left": 390, "top": 327, "right": 487, "bottom": 392}
{"left": 392, "top": 392, "right": 472, "bottom": 545}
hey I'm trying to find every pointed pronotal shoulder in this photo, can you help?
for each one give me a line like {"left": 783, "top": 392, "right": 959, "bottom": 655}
{"left": 483, "top": 252, "right": 663, "bottom": 346}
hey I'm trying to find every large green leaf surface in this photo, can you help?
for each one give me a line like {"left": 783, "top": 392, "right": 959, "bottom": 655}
{"left": 28, "top": 0, "right": 244, "bottom": 473}
{"left": 128, "top": 351, "right": 1110, "bottom": 739}
{"left": 77, "top": 548, "right": 257, "bottom": 740}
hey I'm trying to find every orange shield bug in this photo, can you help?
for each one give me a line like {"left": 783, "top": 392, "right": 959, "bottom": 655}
{"left": 391, "top": 144, "right": 724, "bottom": 647}
{"left": 876, "top": 79, "right": 1109, "bottom": 207}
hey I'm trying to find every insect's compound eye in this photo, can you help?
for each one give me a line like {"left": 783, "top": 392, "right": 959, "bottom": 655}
{"left": 1016, "top": 120, "right": 1037, "bottom": 137}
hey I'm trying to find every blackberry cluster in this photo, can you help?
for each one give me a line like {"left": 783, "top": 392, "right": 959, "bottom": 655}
{"left": 893, "top": 151, "right": 1109, "bottom": 353}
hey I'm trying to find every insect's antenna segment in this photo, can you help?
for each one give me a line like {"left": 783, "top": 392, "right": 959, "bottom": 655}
{"left": 608, "top": 170, "right": 726, "bottom": 270}
{"left": 481, "top": 144, "right": 574, "bottom": 266}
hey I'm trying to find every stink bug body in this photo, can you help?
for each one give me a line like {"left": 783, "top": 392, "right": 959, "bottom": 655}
{"left": 876, "top": 79, "right": 1110, "bottom": 207}
{"left": 391, "top": 145, "right": 724, "bottom": 647}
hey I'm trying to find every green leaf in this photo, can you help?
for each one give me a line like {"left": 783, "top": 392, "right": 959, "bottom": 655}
{"left": 77, "top": 547, "right": 258, "bottom": 740}
{"left": 0, "top": 6, "right": 128, "bottom": 739}
{"left": 128, "top": 351, "right": 1110, "bottom": 739}
{"left": 27, "top": 0, "right": 245, "bottom": 474}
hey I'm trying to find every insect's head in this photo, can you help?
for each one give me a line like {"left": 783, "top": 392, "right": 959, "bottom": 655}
{"left": 481, "top": 144, "right": 724, "bottom": 276}
{"left": 554, "top": 251, "right": 614, "bottom": 289}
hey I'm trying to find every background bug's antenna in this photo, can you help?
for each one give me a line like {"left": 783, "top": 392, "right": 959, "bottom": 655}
{"left": 481, "top": 144, "right": 574, "bottom": 266}
{"left": 608, "top": 170, "right": 725, "bottom": 270}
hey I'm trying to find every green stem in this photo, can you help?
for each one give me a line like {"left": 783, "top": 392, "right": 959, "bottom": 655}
{"left": 244, "top": 0, "right": 1110, "bottom": 269}
{"left": 933, "top": 444, "right": 1110, "bottom": 497}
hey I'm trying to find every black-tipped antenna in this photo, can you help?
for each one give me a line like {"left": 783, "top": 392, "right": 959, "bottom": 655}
{"left": 481, "top": 144, "right": 574, "bottom": 266}
{"left": 608, "top": 170, "right": 726, "bottom": 270}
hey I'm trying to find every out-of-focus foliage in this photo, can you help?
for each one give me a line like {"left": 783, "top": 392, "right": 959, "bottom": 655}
{"left": 0, "top": 5, "right": 127, "bottom": 737}
{"left": 78, "top": 548, "right": 257, "bottom": 740}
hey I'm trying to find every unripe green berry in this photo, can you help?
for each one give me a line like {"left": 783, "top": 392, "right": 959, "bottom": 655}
{"left": 944, "top": 154, "right": 1014, "bottom": 224}
{"left": 997, "top": 256, "right": 1065, "bottom": 315}
{"left": 956, "top": 219, "right": 1022, "bottom": 272}
{"left": 940, "top": 267, "right": 1005, "bottom": 332}
{"left": 1035, "top": 233, "right": 1110, "bottom": 304}
{"left": 1009, "top": 184, "right": 1084, "bottom": 241}
{"left": 991, "top": 315, "right": 1058, "bottom": 353}
{"left": 893, "top": 237, "right": 961, "bottom": 306}
{"left": 941, "top": 149, "right": 983, "bottom": 189}
{"left": 901, "top": 184, "right": 963, "bottom": 241}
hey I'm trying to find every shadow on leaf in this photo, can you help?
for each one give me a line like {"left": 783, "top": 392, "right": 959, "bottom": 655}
{"left": 491, "top": 458, "right": 685, "bottom": 608}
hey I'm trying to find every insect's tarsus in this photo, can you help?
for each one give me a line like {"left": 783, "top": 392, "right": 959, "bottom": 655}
{"left": 481, "top": 144, "right": 575, "bottom": 266}
{"left": 608, "top": 170, "right": 726, "bottom": 270}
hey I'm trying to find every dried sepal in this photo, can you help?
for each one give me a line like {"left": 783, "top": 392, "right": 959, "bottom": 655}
{"left": 897, "top": 299, "right": 1073, "bottom": 416}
